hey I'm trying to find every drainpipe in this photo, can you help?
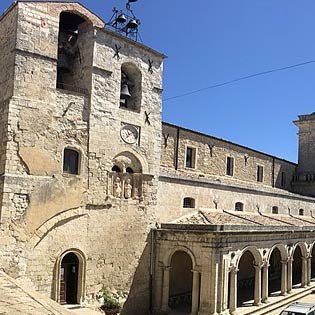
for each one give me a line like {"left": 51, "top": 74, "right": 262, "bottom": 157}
{"left": 175, "top": 127, "right": 180, "bottom": 170}
{"left": 149, "top": 228, "right": 156, "bottom": 313}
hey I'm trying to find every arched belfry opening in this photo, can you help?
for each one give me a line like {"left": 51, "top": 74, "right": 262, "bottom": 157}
{"left": 292, "top": 246, "right": 302, "bottom": 287}
{"left": 169, "top": 251, "right": 193, "bottom": 313}
{"left": 268, "top": 248, "right": 282, "bottom": 296}
{"left": 120, "top": 62, "right": 142, "bottom": 111}
{"left": 57, "top": 11, "right": 91, "bottom": 94}
{"left": 60, "top": 252, "right": 79, "bottom": 304}
{"left": 237, "top": 251, "right": 255, "bottom": 306}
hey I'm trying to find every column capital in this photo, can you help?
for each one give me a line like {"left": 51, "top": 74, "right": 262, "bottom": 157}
{"left": 301, "top": 256, "right": 308, "bottom": 261}
{"left": 229, "top": 265, "right": 239, "bottom": 274}
{"left": 254, "top": 263, "right": 263, "bottom": 270}
{"left": 281, "top": 259, "right": 288, "bottom": 265}
{"left": 191, "top": 269, "right": 200, "bottom": 274}
{"left": 163, "top": 265, "right": 172, "bottom": 271}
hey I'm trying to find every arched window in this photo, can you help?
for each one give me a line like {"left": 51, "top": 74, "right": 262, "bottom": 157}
{"left": 119, "top": 63, "right": 142, "bottom": 111}
{"left": 63, "top": 148, "right": 79, "bottom": 174}
{"left": 272, "top": 206, "right": 279, "bottom": 214}
{"left": 235, "top": 202, "right": 244, "bottom": 211}
{"left": 299, "top": 209, "right": 304, "bottom": 216}
{"left": 112, "top": 165, "right": 121, "bottom": 173}
{"left": 183, "top": 197, "right": 195, "bottom": 209}
{"left": 126, "top": 167, "right": 134, "bottom": 173}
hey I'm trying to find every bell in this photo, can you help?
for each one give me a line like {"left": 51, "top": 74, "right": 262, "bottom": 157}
{"left": 116, "top": 14, "right": 126, "bottom": 24}
{"left": 120, "top": 84, "right": 131, "bottom": 99}
{"left": 126, "top": 19, "right": 138, "bottom": 29}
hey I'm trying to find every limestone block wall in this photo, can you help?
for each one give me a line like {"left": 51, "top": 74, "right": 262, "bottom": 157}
{"left": 161, "top": 123, "right": 296, "bottom": 191}
{"left": 0, "top": 2, "right": 165, "bottom": 313}
{"left": 157, "top": 176, "right": 315, "bottom": 222}
{"left": 0, "top": 4, "right": 17, "bottom": 103}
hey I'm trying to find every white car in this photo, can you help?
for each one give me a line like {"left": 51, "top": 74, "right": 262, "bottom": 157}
{"left": 280, "top": 302, "right": 315, "bottom": 315}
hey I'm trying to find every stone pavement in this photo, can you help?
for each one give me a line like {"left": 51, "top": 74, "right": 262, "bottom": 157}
{"left": 68, "top": 307, "right": 103, "bottom": 315}
{"left": 0, "top": 271, "right": 72, "bottom": 315}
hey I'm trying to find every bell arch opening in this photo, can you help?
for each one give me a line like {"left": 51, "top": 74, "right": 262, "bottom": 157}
{"left": 119, "top": 62, "right": 142, "bottom": 111}
{"left": 169, "top": 251, "right": 193, "bottom": 313}
{"left": 57, "top": 11, "right": 91, "bottom": 94}
{"left": 237, "top": 250, "right": 255, "bottom": 307}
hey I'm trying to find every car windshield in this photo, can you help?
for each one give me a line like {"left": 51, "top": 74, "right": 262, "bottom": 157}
{"left": 280, "top": 312, "right": 306, "bottom": 315}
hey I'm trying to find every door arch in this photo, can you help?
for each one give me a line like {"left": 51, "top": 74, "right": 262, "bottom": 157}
{"left": 169, "top": 251, "right": 193, "bottom": 313}
{"left": 292, "top": 246, "right": 302, "bottom": 287}
{"left": 54, "top": 249, "right": 86, "bottom": 304}
{"left": 237, "top": 250, "right": 255, "bottom": 306}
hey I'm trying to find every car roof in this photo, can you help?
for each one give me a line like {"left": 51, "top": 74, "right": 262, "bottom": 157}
{"left": 284, "top": 303, "right": 315, "bottom": 313}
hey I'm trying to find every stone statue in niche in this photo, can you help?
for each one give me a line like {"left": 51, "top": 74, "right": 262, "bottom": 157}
{"left": 113, "top": 177, "right": 122, "bottom": 198}
{"left": 125, "top": 178, "right": 133, "bottom": 199}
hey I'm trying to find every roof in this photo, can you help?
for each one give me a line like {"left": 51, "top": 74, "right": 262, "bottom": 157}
{"left": 162, "top": 122, "right": 297, "bottom": 166}
{"left": 168, "top": 209, "right": 315, "bottom": 229}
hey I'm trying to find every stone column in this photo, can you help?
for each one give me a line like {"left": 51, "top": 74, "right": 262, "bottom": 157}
{"left": 190, "top": 270, "right": 200, "bottom": 315}
{"left": 161, "top": 266, "right": 171, "bottom": 312}
{"left": 261, "top": 262, "right": 269, "bottom": 303}
{"left": 229, "top": 266, "right": 238, "bottom": 315}
{"left": 280, "top": 260, "right": 288, "bottom": 296}
{"left": 254, "top": 264, "right": 262, "bottom": 306}
{"left": 287, "top": 257, "right": 293, "bottom": 293}
{"left": 302, "top": 256, "right": 307, "bottom": 288}
{"left": 307, "top": 255, "right": 311, "bottom": 286}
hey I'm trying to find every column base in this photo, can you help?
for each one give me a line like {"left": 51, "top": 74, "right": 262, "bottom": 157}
{"left": 262, "top": 298, "right": 269, "bottom": 303}
{"left": 253, "top": 302, "right": 262, "bottom": 306}
{"left": 281, "top": 292, "right": 288, "bottom": 296}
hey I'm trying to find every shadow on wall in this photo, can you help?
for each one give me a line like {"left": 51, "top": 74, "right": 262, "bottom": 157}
{"left": 121, "top": 232, "right": 152, "bottom": 315}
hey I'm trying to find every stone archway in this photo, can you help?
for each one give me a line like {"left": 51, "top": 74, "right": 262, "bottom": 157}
{"left": 169, "top": 251, "right": 193, "bottom": 313}
{"left": 292, "top": 246, "right": 303, "bottom": 287}
{"left": 268, "top": 248, "right": 282, "bottom": 296}
{"left": 60, "top": 252, "right": 79, "bottom": 304}
{"left": 311, "top": 244, "right": 315, "bottom": 280}
{"left": 237, "top": 251, "right": 255, "bottom": 307}
{"left": 54, "top": 249, "right": 86, "bottom": 304}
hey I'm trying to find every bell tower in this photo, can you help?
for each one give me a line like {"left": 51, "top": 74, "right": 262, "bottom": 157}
{"left": 292, "top": 113, "right": 315, "bottom": 196}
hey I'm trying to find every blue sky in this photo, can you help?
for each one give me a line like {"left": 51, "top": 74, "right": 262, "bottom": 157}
{"left": 2, "top": 1, "right": 315, "bottom": 162}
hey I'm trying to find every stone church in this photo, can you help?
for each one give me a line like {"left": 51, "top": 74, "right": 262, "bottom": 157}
{"left": 1, "top": 1, "right": 315, "bottom": 315}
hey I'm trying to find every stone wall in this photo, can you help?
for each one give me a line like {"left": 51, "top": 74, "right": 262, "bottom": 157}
{"left": 157, "top": 175, "right": 315, "bottom": 223}
{"left": 0, "top": 5, "right": 17, "bottom": 103}
{"left": 0, "top": 2, "right": 164, "bottom": 314}
{"left": 161, "top": 123, "right": 296, "bottom": 191}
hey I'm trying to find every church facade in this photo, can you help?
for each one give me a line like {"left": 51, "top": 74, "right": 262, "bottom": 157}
{"left": 0, "top": 2, "right": 315, "bottom": 315}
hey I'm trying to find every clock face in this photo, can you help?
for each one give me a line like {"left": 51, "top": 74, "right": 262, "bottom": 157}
{"left": 120, "top": 124, "right": 139, "bottom": 144}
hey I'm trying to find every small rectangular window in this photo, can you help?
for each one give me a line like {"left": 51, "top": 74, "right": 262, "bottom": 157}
{"left": 226, "top": 156, "right": 234, "bottom": 176}
{"left": 281, "top": 172, "right": 286, "bottom": 187}
{"left": 257, "top": 165, "right": 264, "bottom": 182}
{"left": 185, "top": 147, "right": 196, "bottom": 168}
{"left": 63, "top": 149, "right": 79, "bottom": 175}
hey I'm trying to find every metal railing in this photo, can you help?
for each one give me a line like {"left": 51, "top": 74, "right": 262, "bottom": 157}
{"left": 56, "top": 82, "right": 89, "bottom": 96}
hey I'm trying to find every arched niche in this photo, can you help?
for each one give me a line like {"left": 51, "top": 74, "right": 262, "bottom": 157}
{"left": 119, "top": 62, "right": 142, "bottom": 112}
{"left": 110, "top": 151, "right": 145, "bottom": 199}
